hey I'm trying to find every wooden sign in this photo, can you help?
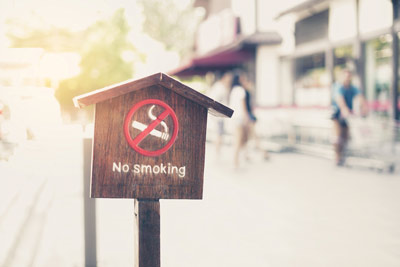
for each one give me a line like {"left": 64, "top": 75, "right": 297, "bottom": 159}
{"left": 75, "top": 73, "right": 233, "bottom": 267}
{"left": 74, "top": 73, "right": 233, "bottom": 200}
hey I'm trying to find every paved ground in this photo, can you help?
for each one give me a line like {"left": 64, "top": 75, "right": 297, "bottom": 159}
{"left": 163, "top": 147, "right": 400, "bottom": 267}
{"left": 1, "top": 128, "right": 400, "bottom": 267}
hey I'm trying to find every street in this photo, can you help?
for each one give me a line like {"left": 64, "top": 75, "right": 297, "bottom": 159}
{"left": 1, "top": 127, "right": 400, "bottom": 267}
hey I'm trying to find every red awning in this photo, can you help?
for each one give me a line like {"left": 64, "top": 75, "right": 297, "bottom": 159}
{"left": 169, "top": 32, "right": 281, "bottom": 77}
{"left": 169, "top": 49, "right": 252, "bottom": 77}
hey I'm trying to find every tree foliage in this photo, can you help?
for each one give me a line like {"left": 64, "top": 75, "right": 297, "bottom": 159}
{"left": 6, "top": 1, "right": 203, "bottom": 121}
{"left": 6, "top": 13, "right": 84, "bottom": 52}
{"left": 7, "top": 26, "right": 84, "bottom": 52}
{"left": 138, "top": 0, "right": 204, "bottom": 57}
{"left": 7, "top": 9, "right": 135, "bottom": 120}
{"left": 55, "top": 9, "right": 135, "bottom": 118}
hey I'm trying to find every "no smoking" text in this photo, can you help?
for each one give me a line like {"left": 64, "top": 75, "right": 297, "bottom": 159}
{"left": 112, "top": 161, "right": 186, "bottom": 178}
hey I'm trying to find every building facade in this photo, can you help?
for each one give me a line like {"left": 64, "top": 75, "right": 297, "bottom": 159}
{"left": 170, "top": 0, "right": 399, "bottom": 123}
{"left": 277, "top": 0, "right": 399, "bottom": 121}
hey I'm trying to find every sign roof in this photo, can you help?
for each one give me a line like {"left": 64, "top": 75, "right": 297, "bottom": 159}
{"left": 73, "top": 72, "right": 233, "bottom": 118}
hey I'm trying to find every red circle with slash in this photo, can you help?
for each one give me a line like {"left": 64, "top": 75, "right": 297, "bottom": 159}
{"left": 124, "top": 99, "right": 179, "bottom": 157}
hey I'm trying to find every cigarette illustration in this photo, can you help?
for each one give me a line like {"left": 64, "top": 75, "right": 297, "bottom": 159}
{"left": 132, "top": 121, "right": 169, "bottom": 141}
{"left": 131, "top": 105, "right": 170, "bottom": 141}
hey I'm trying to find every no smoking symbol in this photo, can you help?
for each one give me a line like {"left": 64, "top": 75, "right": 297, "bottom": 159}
{"left": 123, "top": 99, "right": 179, "bottom": 157}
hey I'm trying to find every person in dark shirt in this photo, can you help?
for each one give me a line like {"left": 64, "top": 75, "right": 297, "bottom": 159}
{"left": 245, "top": 89, "right": 257, "bottom": 122}
{"left": 331, "top": 70, "right": 368, "bottom": 165}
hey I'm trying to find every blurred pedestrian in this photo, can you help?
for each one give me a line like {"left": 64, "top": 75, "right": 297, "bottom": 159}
{"left": 209, "top": 71, "right": 233, "bottom": 155}
{"left": 241, "top": 75, "right": 269, "bottom": 160}
{"left": 331, "top": 69, "right": 368, "bottom": 166}
{"left": 229, "top": 71, "right": 252, "bottom": 168}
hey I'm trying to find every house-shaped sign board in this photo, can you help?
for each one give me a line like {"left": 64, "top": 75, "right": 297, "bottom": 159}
{"left": 74, "top": 73, "right": 233, "bottom": 200}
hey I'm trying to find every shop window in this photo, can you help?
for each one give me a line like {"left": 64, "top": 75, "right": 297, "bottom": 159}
{"left": 279, "top": 57, "right": 293, "bottom": 106}
{"left": 295, "top": 9, "right": 329, "bottom": 46}
{"left": 294, "top": 52, "right": 330, "bottom": 107}
{"left": 365, "top": 34, "right": 392, "bottom": 116}
{"left": 333, "top": 45, "right": 354, "bottom": 82}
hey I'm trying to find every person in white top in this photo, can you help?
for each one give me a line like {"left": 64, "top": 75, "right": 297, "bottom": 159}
{"left": 209, "top": 71, "right": 233, "bottom": 155}
{"left": 229, "top": 71, "right": 251, "bottom": 168}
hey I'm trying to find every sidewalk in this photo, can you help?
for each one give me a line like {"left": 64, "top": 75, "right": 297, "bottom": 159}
{"left": 161, "top": 144, "right": 400, "bottom": 267}
{"left": 1, "top": 138, "right": 400, "bottom": 266}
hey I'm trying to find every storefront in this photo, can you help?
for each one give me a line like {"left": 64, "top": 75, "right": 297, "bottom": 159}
{"left": 169, "top": 8, "right": 282, "bottom": 107}
{"left": 277, "top": 0, "right": 399, "bottom": 121}
{"left": 294, "top": 52, "right": 330, "bottom": 107}
{"left": 364, "top": 34, "right": 392, "bottom": 117}
{"left": 290, "top": 8, "right": 331, "bottom": 107}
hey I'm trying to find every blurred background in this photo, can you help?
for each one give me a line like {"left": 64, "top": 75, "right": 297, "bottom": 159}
{"left": 1, "top": 0, "right": 400, "bottom": 266}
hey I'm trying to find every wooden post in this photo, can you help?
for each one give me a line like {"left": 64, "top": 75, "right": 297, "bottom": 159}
{"left": 134, "top": 199, "right": 160, "bottom": 267}
{"left": 83, "top": 137, "right": 97, "bottom": 267}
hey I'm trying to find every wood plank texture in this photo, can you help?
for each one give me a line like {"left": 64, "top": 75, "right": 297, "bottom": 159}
{"left": 73, "top": 73, "right": 161, "bottom": 109}
{"left": 91, "top": 85, "right": 207, "bottom": 199}
{"left": 73, "top": 73, "right": 233, "bottom": 118}
{"left": 158, "top": 74, "right": 233, "bottom": 118}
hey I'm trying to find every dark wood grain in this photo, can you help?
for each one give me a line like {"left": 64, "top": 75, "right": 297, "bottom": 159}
{"left": 134, "top": 199, "right": 160, "bottom": 267}
{"left": 74, "top": 73, "right": 233, "bottom": 118}
{"left": 91, "top": 84, "right": 207, "bottom": 199}
{"left": 73, "top": 73, "right": 162, "bottom": 109}
{"left": 158, "top": 73, "right": 233, "bottom": 118}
